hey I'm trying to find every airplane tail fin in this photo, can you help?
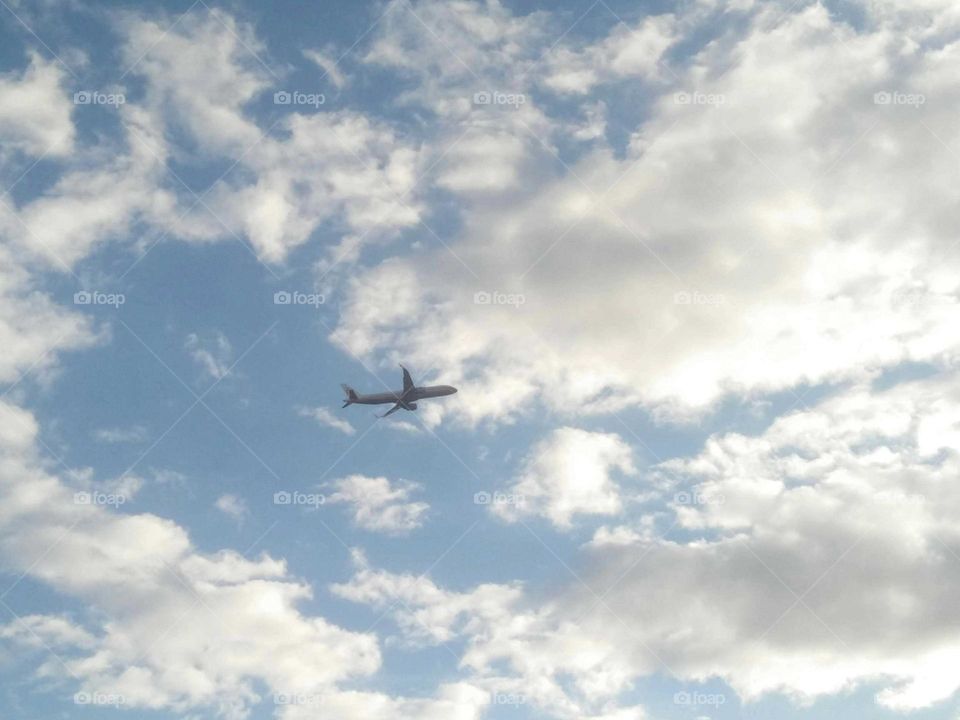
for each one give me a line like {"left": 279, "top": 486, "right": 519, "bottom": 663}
{"left": 341, "top": 384, "right": 358, "bottom": 408}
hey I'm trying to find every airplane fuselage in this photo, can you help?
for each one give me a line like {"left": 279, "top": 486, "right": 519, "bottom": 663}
{"left": 350, "top": 385, "right": 457, "bottom": 405}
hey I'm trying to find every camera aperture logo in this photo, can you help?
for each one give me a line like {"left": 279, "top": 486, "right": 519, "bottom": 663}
{"left": 274, "top": 290, "right": 325, "bottom": 307}
{"left": 74, "top": 290, "right": 125, "bottom": 308}
{"left": 274, "top": 90, "right": 325, "bottom": 108}
{"left": 473, "top": 90, "right": 526, "bottom": 109}
{"left": 474, "top": 290, "right": 525, "bottom": 308}
{"left": 274, "top": 490, "right": 325, "bottom": 508}
{"left": 74, "top": 90, "right": 125, "bottom": 106}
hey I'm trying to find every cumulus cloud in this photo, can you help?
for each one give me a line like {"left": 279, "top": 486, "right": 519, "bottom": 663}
{"left": 0, "top": 246, "right": 99, "bottom": 384}
{"left": 565, "top": 369, "right": 960, "bottom": 710}
{"left": 6, "top": 1, "right": 960, "bottom": 718}
{"left": 492, "top": 427, "right": 636, "bottom": 528}
{"left": 1, "top": 9, "right": 427, "bottom": 271}
{"left": 6, "top": 102, "right": 176, "bottom": 268}
{"left": 0, "top": 614, "right": 96, "bottom": 650}
{"left": 540, "top": 14, "right": 677, "bottom": 94}
{"left": 0, "top": 400, "right": 486, "bottom": 719}
{"left": 117, "top": 9, "right": 425, "bottom": 263}
{"left": 325, "top": 475, "right": 428, "bottom": 534}
{"left": 0, "top": 402, "right": 377, "bottom": 714}
{"left": 0, "top": 52, "right": 74, "bottom": 158}
{"left": 334, "top": 368, "right": 960, "bottom": 712}
{"left": 332, "top": 551, "right": 646, "bottom": 719}
{"left": 333, "top": 0, "right": 960, "bottom": 427}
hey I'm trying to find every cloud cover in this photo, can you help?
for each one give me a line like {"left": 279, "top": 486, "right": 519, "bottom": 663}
{"left": 3, "top": 0, "right": 960, "bottom": 718}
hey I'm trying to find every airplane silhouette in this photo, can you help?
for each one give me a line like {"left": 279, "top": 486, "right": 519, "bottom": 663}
{"left": 341, "top": 365, "right": 457, "bottom": 418}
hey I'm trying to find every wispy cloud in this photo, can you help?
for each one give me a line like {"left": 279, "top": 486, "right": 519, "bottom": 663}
{"left": 185, "top": 331, "right": 233, "bottom": 381}
{"left": 93, "top": 425, "right": 148, "bottom": 444}
{"left": 215, "top": 493, "right": 249, "bottom": 524}
{"left": 326, "top": 475, "right": 428, "bottom": 535}
{"left": 298, "top": 406, "right": 356, "bottom": 435}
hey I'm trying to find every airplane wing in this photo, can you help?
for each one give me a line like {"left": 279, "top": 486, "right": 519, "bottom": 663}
{"left": 378, "top": 402, "right": 403, "bottom": 418}
{"left": 400, "top": 364, "right": 415, "bottom": 394}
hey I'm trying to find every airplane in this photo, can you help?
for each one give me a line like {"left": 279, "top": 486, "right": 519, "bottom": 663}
{"left": 341, "top": 365, "right": 457, "bottom": 418}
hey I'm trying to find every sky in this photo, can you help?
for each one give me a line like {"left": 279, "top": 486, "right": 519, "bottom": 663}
{"left": 1, "top": 0, "right": 960, "bottom": 718}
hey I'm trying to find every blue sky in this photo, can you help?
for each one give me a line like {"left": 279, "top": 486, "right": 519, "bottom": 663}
{"left": 2, "top": 0, "right": 960, "bottom": 718}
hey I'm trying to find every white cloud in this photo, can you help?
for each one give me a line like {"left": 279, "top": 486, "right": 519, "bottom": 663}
{"left": 493, "top": 427, "right": 636, "bottom": 529}
{"left": 7, "top": 102, "right": 176, "bottom": 268}
{"left": 560, "top": 371, "right": 960, "bottom": 710}
{"left": 117, "top": 10, "right": 425, "bottom": 263}
{"left": 332, "top": 552, "right": 646, "bottom": 719}
{"left": 0, "top": 401, "right": 378, "bottom": 716}
{"left": 93, "top": 425, "right": 149, "bottom": 444}
{"left": 6, "top": 2, "right": 960, "bottom": 718}
{"left": 214, "top": 494, "right": 248, "bottom": 523}
{"left": 0, "top": 246, "right": 99, "bottom": 384}
{"left": 325, "top": 475, "right": 428, "bottom": 535}
{"left": 541, "top": 14, "right": 677, "bottom": 95}
{"left": 119, "top": 9, "right": 269, "bottom": 154}
{"left": 278, "top": 683, "right": 490, "bottom": 720}
{"left": 2, "top": 9, "right": 427, "bottom": 274}
{"left": 333, "top": 1, "right": 960, "bottom": 427}
{"left": 185, "top": 331, "right": 233, "bottom": 381}
{"left": 333, "top": 366, "right": 960, "bottom": 715}
{"left": 0, "top": 400, "right": 485, "bottom": 719}
{"left": 0, "top": 614, "right": 96, "bottom": 650}
{"left": 0, "top": 52, "right": 74, "bottom": 158}
{"left": 298, "top": 406, "right": 356, "bottom": 435}
{"left": 304, "top": 48, "right": 347, "bottom": 89}
{"left": 570, "top": 101, "right": 607, "bottom": 142}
